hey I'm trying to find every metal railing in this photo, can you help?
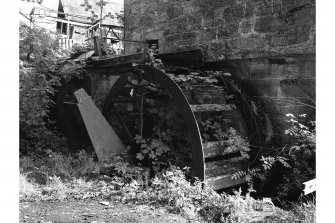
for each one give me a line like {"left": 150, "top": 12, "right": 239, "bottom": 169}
{"left": 59, "top": 37, "right": 74, "bottom": 50}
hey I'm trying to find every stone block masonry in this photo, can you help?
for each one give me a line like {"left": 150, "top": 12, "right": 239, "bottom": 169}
{"left": 124, "top": 0, "right": 315, "bottom": 60}
{"left": 124, "top": 0, "right": 315, "bottom": 145}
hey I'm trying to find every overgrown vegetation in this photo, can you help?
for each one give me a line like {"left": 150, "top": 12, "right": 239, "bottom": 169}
{"left": 19, "top": 24, "right": 86, "bottom": 155}
{"left": 19, "top": 19, "right": 315, "bottom": 223}
{"left": 276, "top": 114, "right": 316, "bottom": 202}
{"left": 20, "top": 25, "right": 66, "bottom": 155}
{"left": 212, "top": 76, "right": 316, "bottom": 204}
{"left": 20, "top": 151, "right": 315, "bottom": 222}
{"left": 228, "top": 113, "right": 316, "bottom": 207}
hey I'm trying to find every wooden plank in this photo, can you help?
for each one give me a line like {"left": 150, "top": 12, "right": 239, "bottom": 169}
{"left": 76, "top": 50, "right": 95, "bottom": 61}
{"left": 94, "top": 36, "right": 102, "bottom": 59}
{"left": 190, "top": 85, "right": 227, "bottom": 104}
{"left": 206, "top": 174, "right": 246, "bottom": 190}
{"left": 87, "top": 52, "right": 150, "bottom": 68}
{"left": 74, "top": 88, "right": 125, "bottom": 161}
{"left": 190, "top": 104, "right": 233, "bottom": 113}
{"left": 203, "top": 140, "right": 246, "bottom": 158}
{"left": 156, "top": 49, "right": 204, "bottom": 68}
{"left": 195, "top": 106, "right": 248, "bottom": 138}
{"left": 205, "top": 156, "right": 245, "bottom": 178}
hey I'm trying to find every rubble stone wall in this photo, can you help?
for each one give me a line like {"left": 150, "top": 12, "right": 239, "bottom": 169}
{"left": 125, "top": 0, "right": 315, "bottom": 59}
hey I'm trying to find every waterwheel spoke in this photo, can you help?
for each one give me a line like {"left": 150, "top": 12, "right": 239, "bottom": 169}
{"left": 112, "top": 104, "right": 135, "bottom": 144}
{"left": 137, "top": 69, "right": 145, "bottom": 138}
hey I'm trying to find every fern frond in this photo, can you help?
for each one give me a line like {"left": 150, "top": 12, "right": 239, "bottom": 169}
{"left": 231, "top": 170, "right": 247, "bottom": 180}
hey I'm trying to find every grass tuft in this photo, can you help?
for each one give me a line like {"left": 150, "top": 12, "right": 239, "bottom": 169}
{"left": 292, "top": 201, "right": 316, "bottom": 223}
{"left": 19, "top": 173, "right": 41, "bottom": 200}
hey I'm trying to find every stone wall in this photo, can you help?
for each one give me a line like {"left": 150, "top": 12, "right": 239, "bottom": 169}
{"left": 123, "top": 0, "right": 315, "bottom": 145}
{"left": 124, "top": 0, "right": 315, "bottom": 60}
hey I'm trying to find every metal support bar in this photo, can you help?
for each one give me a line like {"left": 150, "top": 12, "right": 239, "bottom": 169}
{"left": 138, "top": 69, "right": 144, "bottom": 138}
{"left": 112, "top": 105, "right": 135, "bottom": 144}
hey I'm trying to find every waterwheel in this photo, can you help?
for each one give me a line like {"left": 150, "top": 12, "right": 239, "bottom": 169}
{"left": 96, "top": 56, "right": 250, "bottom": 190}
{"left": 79, "top": 49, "right": 249, "bottom": 191}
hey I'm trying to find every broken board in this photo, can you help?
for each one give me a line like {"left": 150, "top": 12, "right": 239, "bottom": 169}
{"left": 74, "top": 88, "right": 125, "bottom": 161}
